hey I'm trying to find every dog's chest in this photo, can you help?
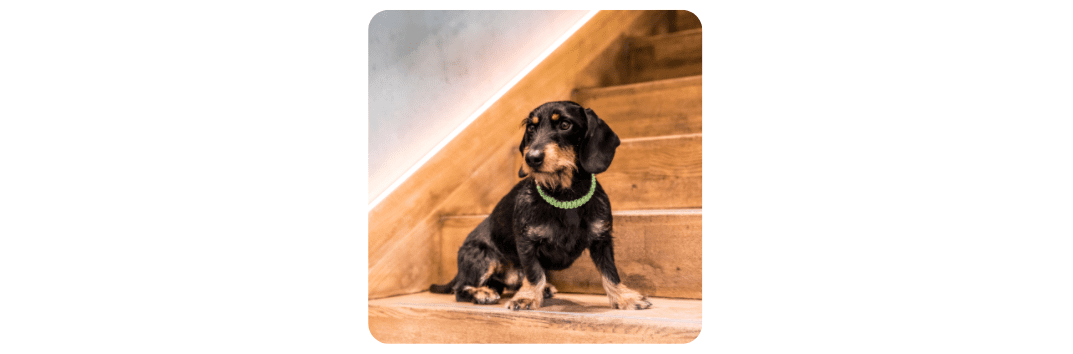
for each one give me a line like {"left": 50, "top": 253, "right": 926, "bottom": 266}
{"left": 527, "top": 217, "right": 592, "bottom": 270}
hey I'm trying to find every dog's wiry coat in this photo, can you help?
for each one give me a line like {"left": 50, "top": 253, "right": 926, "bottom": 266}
{"left": 430, "top": 101, "right": 651, "bottom": 311}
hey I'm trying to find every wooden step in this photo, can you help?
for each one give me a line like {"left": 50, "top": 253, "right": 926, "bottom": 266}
{"left": 573, "top": 75, "right": 701, "bottom": 139}
{"left": 602, "top": 133, "right": 702, "bottom": 210}
{"left": 431, "top": 130, "right": 701, "bottom": 222}
{"left": 369, "top": 291, "right": 701, "bottom": 343}
{"left": 438, "top": 209, "right": 702, "bottom": 299}
{"left": 627, "top": 28, "right": 702, "bottom": 84}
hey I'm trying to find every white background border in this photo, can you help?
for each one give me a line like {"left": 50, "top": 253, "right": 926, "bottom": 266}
{"left": 2, "top": 2, "right": 1071, "bottom": 353}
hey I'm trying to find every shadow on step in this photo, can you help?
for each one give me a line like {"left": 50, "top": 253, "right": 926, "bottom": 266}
{"left": 486, "top": 291, "right": 615, "bottom": 314}
{"left": 538, "top": 297, "right": 616, "bottom": 314}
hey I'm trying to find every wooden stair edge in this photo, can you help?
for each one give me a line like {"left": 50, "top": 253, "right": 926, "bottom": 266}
{"left": 441, "top": 208, "right": 702, "bottom": 220}
{"left": 620, "top": 132, "right": 703, "bottom": 144}
{"left": 575, "top": 74, "right": 702, "bottom": 97}
{"left": 369, "top": 291, "right": 702, "bottom": 344}
{"left": 631, "top": 27, "right": 702, "bottom": 45}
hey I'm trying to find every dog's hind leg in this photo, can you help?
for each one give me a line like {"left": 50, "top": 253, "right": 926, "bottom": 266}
{"left": 454, "top": 259, "right": 501, "bottom": 304}
{"left": 452, "top": 241, "right": 503, "bottom": 305}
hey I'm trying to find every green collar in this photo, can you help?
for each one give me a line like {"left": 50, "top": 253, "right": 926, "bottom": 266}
{"left": 535, "top": 174, "right": 596, "bottom": 209}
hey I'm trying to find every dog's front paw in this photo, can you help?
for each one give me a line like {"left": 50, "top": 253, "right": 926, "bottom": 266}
{"left": 505, "top": 291, "right": 543, "bottom": 311}
{"left": 543, "top": 284, "right": 558, "bottom": 299}
{"left": 610, "top": 288, "right": 652, "bottom": 310}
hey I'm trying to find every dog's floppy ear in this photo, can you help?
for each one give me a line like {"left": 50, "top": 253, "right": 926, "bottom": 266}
{"left": 518, "top": 129, "right": 529, "bottom": 178}
{"left": 579, "top": 107, "right": 620, "bottom": 174}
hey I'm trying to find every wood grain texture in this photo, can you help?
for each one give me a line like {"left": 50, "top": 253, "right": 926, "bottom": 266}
{"left": 435, "top": 142, "right": 520, "bottom": 217}
{"left": 675, "top": 10, "right": 702, "bottom": 31}
{"left": 574, "top": 75, "right": 702, "bottom": 139}
{"left": 602, "top": 134, "right": 703, "bottom": 210}
{"left": 438, "top": 211, "right": 702, "bottom": 299}
{"left": 438, "top": 215, "right": 487, "bottom": 283}
{"left": 572, "top": 11, "right": 676, "bottom": 89}
{"left": 628, "top": 28, "right": 702, "bottom": 84}
{"left": 368, "top": 214, "right": 441, "bottom": 299}
{"left": 549, "top": 211, "right": 702, "bottom": 299}
{"left": 369, "top": 291, "right": 701, "bottom": 343}
{"left": 369, "top": 11, "right": 668, "bottom": 299}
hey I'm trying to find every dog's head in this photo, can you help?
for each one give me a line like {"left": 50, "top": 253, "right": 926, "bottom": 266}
{"left": 517, "top": 101, "right": 620, "bottom": 190}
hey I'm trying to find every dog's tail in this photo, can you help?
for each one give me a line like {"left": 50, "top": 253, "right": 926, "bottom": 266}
{"left": 429, "top": 275, "right": 457, "bottom": 294}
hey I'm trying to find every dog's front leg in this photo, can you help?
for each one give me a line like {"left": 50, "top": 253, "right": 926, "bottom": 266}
{"left": 589, "top": 238, "right": 652, "bottom": 310}
{"left": 505, "top": 241, "right": 547, "bottom": 311}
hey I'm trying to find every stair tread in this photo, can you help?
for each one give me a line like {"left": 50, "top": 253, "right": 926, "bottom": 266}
{"left": 627, "top": 28, "right": 701, "bottom": 84}
{"left": 369, "top": 291, "right": 701, "bottom": 343}
{"left": 578, "top": 74, "right": 702, "bottom": 97}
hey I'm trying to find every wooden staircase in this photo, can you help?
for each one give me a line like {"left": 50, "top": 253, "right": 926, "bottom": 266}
{"left": 369, "top": 10, "right": 702, "bottom": 344}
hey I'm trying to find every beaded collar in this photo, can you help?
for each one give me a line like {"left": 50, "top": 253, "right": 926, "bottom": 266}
{"left": 535, "top": 174, "right": 596, "bottom": 209}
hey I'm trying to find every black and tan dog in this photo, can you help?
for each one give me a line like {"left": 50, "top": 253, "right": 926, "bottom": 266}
{"left": 429, "top": 101, "right": 651, "bottom": 311}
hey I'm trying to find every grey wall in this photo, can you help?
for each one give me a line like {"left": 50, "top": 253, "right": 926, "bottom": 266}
{"left": 368, "top": 10, "right": 590, "bottom": 203}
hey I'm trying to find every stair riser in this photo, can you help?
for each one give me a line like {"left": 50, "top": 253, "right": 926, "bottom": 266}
{"left": 549, "top": 213, "right": 701, "bottom": 299}
{"left": 603, "top": 134, "right": 702, "bottom": 210}
{"left": 439, "top": 212, "right": 701, "bottom": 299}
{"left": 633, "top": 29, "right": 701, "bottom": 64}
{"left": 629, "top": 29, "right": 702, "bottom": 83}
{"left": 574, "top": 76, "right": 701, "bottom": 139}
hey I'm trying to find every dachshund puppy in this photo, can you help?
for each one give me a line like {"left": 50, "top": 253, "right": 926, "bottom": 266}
{"left": 430, "top": 101, "right": 651, "bottom": 311}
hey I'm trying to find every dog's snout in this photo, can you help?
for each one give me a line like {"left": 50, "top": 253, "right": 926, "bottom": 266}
{"left": 525, "top": 150, "right": 544, "bottom": 168}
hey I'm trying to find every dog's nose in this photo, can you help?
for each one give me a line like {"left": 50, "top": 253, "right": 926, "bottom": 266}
{"left": 525, "top": 150, "right": 544, "bottom": 168}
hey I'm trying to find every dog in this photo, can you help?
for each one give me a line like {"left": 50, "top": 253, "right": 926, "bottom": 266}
{"left": 429, "top": 101, "right": 652, "bottom": 311}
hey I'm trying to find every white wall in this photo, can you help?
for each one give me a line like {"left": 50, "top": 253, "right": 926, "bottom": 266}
{"left": 368, "top": 10, "right": 589, "bottom": 203}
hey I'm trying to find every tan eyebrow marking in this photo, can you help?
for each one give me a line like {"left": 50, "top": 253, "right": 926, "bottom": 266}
{"left": 551, "top": 113, "right": 560, "bottom": 121}
{"left": 532, "top": 116, "right": 539, "bottom": 124}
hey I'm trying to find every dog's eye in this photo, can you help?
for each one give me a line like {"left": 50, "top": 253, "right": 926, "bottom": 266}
{"left": 559, "top": 121, "right": 572, "bottom": 131}
{"left": 526, "top": 124, "right": 534, "bottom": 133}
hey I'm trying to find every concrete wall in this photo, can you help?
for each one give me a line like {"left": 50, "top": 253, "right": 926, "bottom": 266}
{"left": 368, "top": 10, "right": 589, "bottom": 203}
